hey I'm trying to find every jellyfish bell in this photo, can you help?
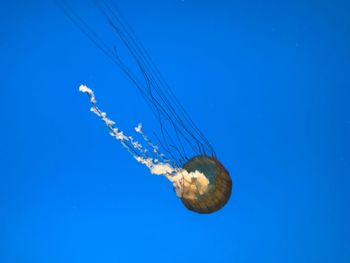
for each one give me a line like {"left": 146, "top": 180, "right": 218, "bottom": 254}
{"left": 180, "top": 156, "right": 232, "bottom": 214}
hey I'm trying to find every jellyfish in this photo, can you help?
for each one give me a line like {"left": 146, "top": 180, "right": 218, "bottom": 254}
{"left": 65, "top": 0, "right": 232, "bottom": 213}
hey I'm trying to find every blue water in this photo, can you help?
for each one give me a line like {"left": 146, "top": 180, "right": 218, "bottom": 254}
{"left": 1, "top": 0, "right": 349, "bottom": 262}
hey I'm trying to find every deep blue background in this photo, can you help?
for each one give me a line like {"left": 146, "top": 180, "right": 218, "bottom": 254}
{"left": 1, "top": 0, "right": 350, "bottom": 262}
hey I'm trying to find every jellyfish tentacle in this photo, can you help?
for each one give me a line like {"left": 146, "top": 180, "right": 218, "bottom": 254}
{"left": 79, "top": 84, "right": 212, "bottom": 202}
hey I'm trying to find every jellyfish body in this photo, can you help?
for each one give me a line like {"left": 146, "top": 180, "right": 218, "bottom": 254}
{"left": 70, "top": 1, "right": 232, "bottom": 213}
{"left": 180, "top": 156, "right": 232, "bottom": 213}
